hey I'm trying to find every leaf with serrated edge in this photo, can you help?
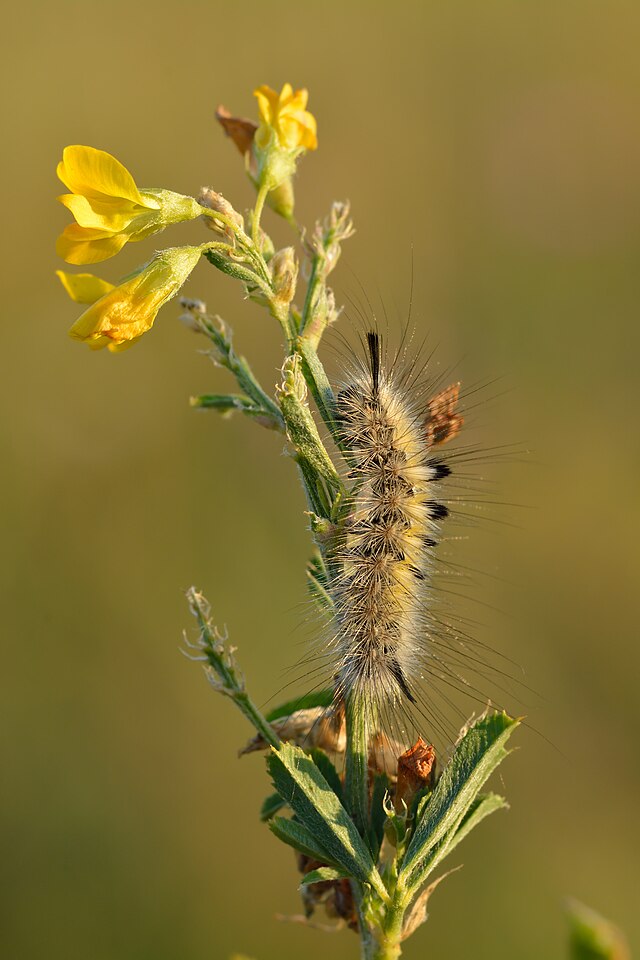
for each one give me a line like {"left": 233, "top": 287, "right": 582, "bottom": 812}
{"left": 269, "top": 816, "right": 338, "bottom": 865}
{"left": 268, "top": 743, "right": 388, "bottom": 900}
{"left": 260, "top": 792, "right": 286, "bottom": 822}
{"left": 400, "top": 712, "right": 517, "bottom": 894}
{"left": 310, "top": 748, "right": 343, "bottom": 800}
{"left": 300, "top": 866, "right": 350, "bottom": 886}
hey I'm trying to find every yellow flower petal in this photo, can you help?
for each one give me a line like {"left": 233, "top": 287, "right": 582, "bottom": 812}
{"left": 86, "top": 335, "right": 112, "bottom": 350}
{"left": 279, "top": 110, "right": 317, "bottom": 151}
{"left": 107, "top": 337, "right": 143, "bottom": 353}
{"left": 254, "top": 85, "right": 280, "bottom": 126}
{"left": 253, "top": 83, "right": 318, "bottom": 152}
{"left": 56, "top": 224, "right": 129, "bottom": 264}
{"left": 57, "top": 145, "right": 158, "bottom": 208}
{"left": 57, "top": 193, "right": 141, "bottom": 232}
{"left": 56, "top": 270, "right": 115, "bottom": 304}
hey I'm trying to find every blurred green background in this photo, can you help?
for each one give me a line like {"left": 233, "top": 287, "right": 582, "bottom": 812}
{"left": 2, "top": 1, "right": 639, "bottom": 958}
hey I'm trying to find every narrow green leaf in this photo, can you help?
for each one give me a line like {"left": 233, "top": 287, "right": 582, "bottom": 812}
{"left": 400, "top": 712, "right": 518, "bottom": 893}
{"left": 269, "top": 816, "right": 338, "bottom": 866}
{"left": 260, "top": 792, "right": 286, "bottom": 822}
{"left": 306, "top": 551, "right": 334, "bottom": 613}
{"left": 265, "top": 688, "right": 334, "bottom": 722}
{"left": 190, "top": 393, "right": 281, "bottom": 428}
{"left": 190, "top": 393, "right": 255, "bottom": 413}
{"left": 445, "top": 792, "right": 508, "bottom": 856}
{"left": 368, "top": 773, "right": 390, "bottom": 859}
{"left": 300, "top": 866, "right": 350, "bottom": 886}
{"left": 405, "top": 792, "right": 509, "bottom": 899}
{"left": 268, "top": 743, "right": 387, "bottom": 899}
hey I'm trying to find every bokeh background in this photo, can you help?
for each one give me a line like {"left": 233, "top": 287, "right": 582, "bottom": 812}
{"left": 2, "top": 2, "right": 639, "bottom": 958}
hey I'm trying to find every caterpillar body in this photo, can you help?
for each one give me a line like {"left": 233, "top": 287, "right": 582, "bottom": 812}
{"left": 329, "top": 331, "right": 462, "bottom": 728}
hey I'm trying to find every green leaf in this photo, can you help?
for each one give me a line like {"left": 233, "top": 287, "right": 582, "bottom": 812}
{"left": 267, "top": 743, "right": 388, "bottom": 900}
{"left": 300, "top": 866, "right": 350, "bottom": 886}
{"left": 306, "top": 551, "right": 334, "bottom": 613}
{"left": 310, "top": 748, "right": 343, "bottom": 801}
{"left": 190, "top": 393, "right": 255, "bottom": 414}
{"left": 190, "top": 393, "right": 281, "bottom": 429}
{"left": 567, "top": 900, "right": 630, "bottom": 960}
{"left": 269, "top": 816, "right": 338, "bottom": 866}
{"left": 445, "top": 792, "right": 508, "bottom": 857}
{"left": 265, "top": 688, "right": 334, "bottom": 722}
{"left": 400, "top": 712, "right": 518, "bottom": 894}
{"left": 368, "top": 773, "right": 390, "bottom": 859}
{"left": 260, "top": 792, "right": 286, "bottom": 822}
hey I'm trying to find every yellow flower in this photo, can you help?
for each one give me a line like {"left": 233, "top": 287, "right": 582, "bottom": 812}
{"left": 56, "top": 270, "right": 115, "bottom": 304}
{"left": 56, "top": 145, "right": 203, "bottom": 265}
{"left": 253, "top": 84, "right": 318, "bottom": 152}
{"left": 63, "top": 246, "right": 203, "bottom": 352}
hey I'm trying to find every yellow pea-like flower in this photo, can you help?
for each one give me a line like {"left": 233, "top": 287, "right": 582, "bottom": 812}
{"left": 253, "top": 84, "right": 318, "bottom": 153}
{"left": 56, "top": 145, "right": 203, "bottom": 265}
{"left": 62, "top": 246, "right": 204, "bottom": 352}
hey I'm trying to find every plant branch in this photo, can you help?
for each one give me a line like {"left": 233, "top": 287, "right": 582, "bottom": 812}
{"left": 186, "top": 587, "right": 280, "bottom": 750}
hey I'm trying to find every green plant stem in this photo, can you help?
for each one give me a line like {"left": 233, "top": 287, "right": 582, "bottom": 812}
{"left": 252, "top": 182, "right": 269, "bottom": 247}
{"left": 269, "top": 297, "right": 296, "bottom": 349}
{"left": 344, "top": 693, "right": 370, "bottom": 837}
{"left": 299, "top": 254, "right": 322, "bottom": 334}
{"left": 376, "top": 894, "right": 406, "bottom": 960}
{"left": 199, "top": 315, "right": 284, "bottom": 428}
{"left": 353, "top": 887, "right": 405, "bottom": 960}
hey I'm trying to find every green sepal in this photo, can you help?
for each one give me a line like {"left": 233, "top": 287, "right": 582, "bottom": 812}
{"left": 400, "top": 712, "right": 518, "bottom": 895}
{"left": 260, "top": 792, "right": 287, "bottom": 822}
{"left": 300, "top": 866, "right": 350, "bottom": 886}
{"left": 267, "top": 743, "right": 388, "bottom": 900}
{"left": 265, "top": 688, "right": 334, "bottom": 722}
{"left": 203, "top": 246, "right": 268, "bottom": 289}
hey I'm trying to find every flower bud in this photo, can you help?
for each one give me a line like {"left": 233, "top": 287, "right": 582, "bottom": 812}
{"left": 270, "top": 246, "right": 298, "bottom": 305}
{"left": 68, "top": 245, "right": 204, "bottom": 351}
{"left": 198, "top": 187, "right": 244, "bottom": 243}
{"left": 178, "top": 297, "right": 207, "bottom": 332}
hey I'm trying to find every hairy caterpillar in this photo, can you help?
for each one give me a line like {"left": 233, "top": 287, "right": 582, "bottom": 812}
{"left": 328, "top": 330, "right": 463, "bottom": 736}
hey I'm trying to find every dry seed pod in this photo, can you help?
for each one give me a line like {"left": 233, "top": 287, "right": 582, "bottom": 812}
{"left": 239, "top": 705, "right": 346, "bottom": 756}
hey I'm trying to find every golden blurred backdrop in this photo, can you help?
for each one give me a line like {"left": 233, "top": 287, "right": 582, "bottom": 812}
{"left": 2, "top": 2, "right": 639, "bottom": 958}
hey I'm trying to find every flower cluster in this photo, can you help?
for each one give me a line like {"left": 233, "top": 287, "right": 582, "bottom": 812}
{"left": 57, "top": 84, "right": 318, "bottom": 351}
{"left": 217, "top": 83, "right": 318, "bottom": 224}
